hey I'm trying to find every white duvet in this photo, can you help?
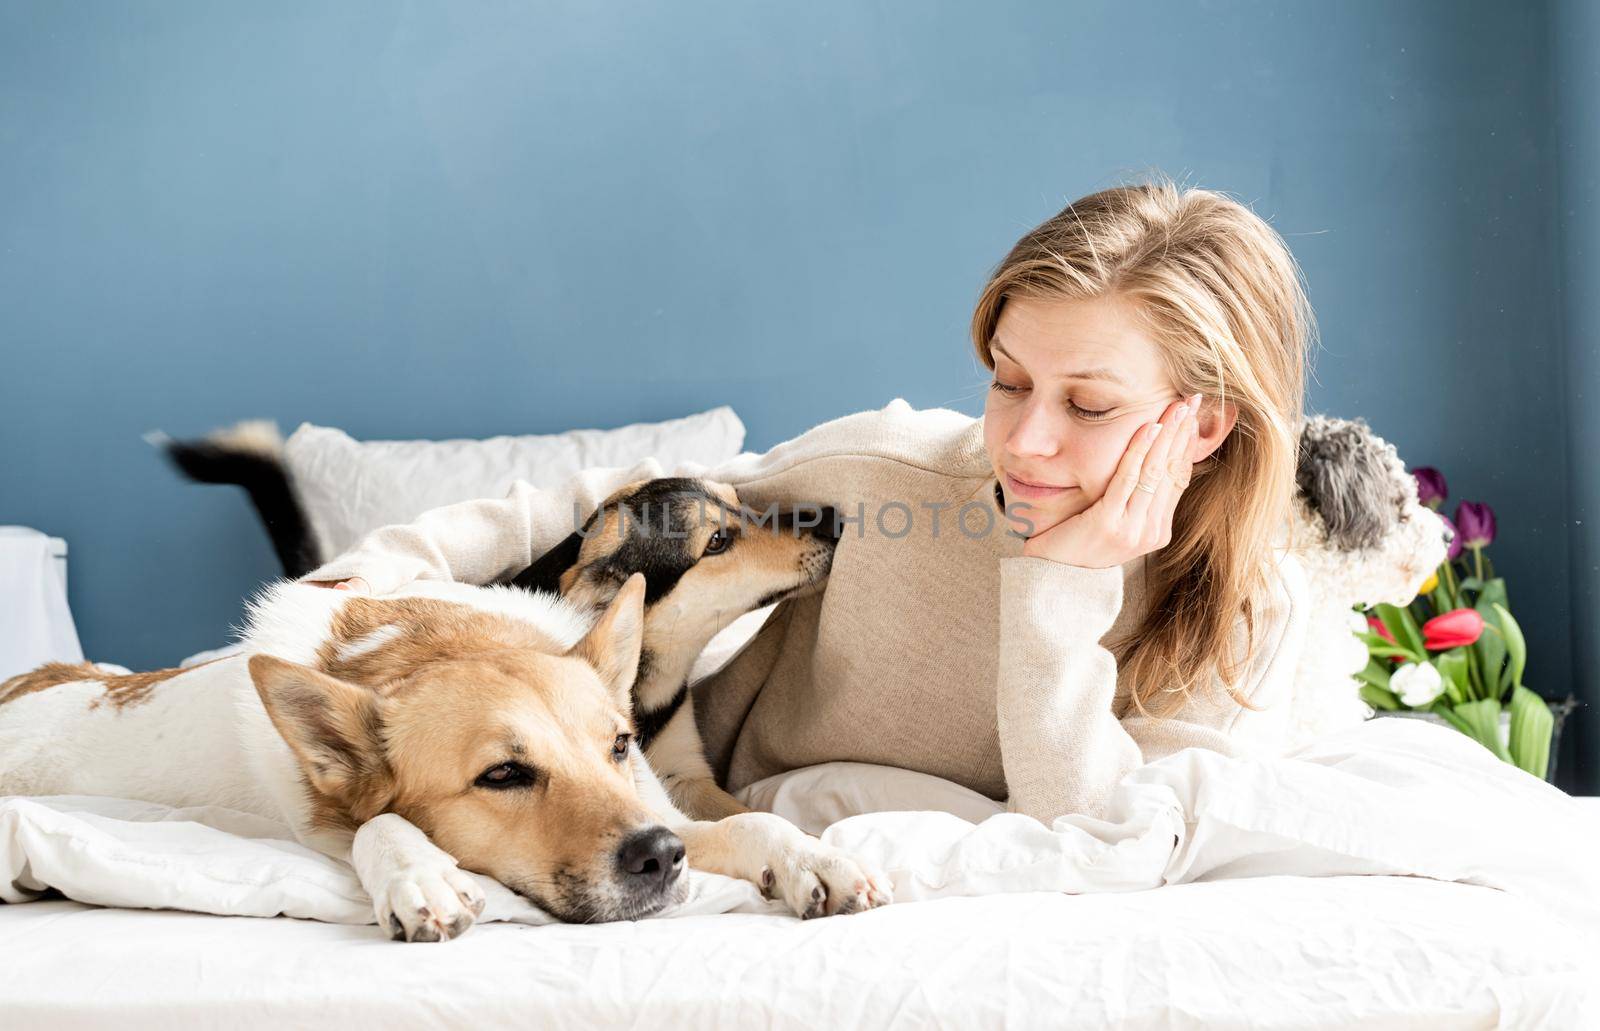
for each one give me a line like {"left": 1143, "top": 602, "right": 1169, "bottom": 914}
{"left": 3, "top": 718, "right": 1598, "bottom": 1028}
{"left": 4, "top": 718, "right": 1596, "bottom": 931}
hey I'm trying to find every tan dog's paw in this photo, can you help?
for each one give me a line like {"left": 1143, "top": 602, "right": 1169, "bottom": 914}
{"left": 372, "top": 861, "right": 487, "bottom": 942}
{"left": 760, "top": 840, "right": 893, "bottom": 919}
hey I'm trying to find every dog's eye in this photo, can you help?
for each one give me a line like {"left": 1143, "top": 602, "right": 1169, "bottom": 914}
{"left": 611, "top": 733, "right": 631, "bottom": 762}
{"left": 704, "top": 529, "right": 733, "bottom": 556}
{"left": 475, "top": 761, "right": 536, "bottom": 790}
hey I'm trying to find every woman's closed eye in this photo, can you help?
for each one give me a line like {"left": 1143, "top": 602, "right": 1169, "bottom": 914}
{"left": 989, "top": 377, "right": 1113, "bottom": 422}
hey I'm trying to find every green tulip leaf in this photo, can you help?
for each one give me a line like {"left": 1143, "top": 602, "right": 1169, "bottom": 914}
{"left": 1395, "top": 604, "right": 1427, "bottom": 655}
{"left": 1375, "top": 603, "right": 1426, "bottom": 657}
{"left": 1357, "top": 631, "right": 1420, "bottom": 662}
{"left": 1437, "top": 563, "right": 1460, "bottom": 607}
{"left": 1356, "top": 657, "right": 1392, "bottom": 690}
{"left": 1360, "top": 684, "right": 1402, "bottom": 711}
{"left": 1472, "top": 601, "right": 1508, "bottom": 700}
{"left": 1491, "top": 603, "right": 1526, "bottom": 691}
{"left": 1507, "top": 685, "right": 1553, "bottom": 780}
{"left": 1435, "top": 649, "right": 1470, "bottom": 705}
{"left": 1429, "top": 701, "right": 1472, "bottom": 735}
{"left": 1453, "top": 698, "right": 1512, "bottom": 762}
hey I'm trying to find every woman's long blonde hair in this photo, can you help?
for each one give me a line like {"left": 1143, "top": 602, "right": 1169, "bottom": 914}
{"left": 971, "top": 179, "right": 1312, "bottom": 716}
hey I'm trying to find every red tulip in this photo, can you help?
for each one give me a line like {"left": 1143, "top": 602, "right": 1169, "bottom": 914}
{"left": 1422, "top": 608, "right": 1484, "bottom": 650}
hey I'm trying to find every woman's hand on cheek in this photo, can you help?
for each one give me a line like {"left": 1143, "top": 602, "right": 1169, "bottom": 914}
{"left": 1019, "top": 395, "right": 1200, "bottom": 568}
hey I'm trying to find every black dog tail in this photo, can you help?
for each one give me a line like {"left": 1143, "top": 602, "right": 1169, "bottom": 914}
{"left": 149, "top": 421, "right": 323, "bottom": 578}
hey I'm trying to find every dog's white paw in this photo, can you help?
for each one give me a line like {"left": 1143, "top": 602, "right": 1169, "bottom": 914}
{"left": 371, "top": 860, "right": 487, "bottom": 943}
{"left": 760, "top": 839, "right": 893, "bottom": 919}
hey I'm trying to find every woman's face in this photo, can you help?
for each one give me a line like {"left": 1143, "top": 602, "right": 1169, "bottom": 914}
{"left": 983, "top": 293, "right": 1186, "bottom": 536}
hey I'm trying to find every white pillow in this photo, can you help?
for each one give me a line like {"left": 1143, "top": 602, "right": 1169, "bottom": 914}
{"left": 283, "top": 406, "right": 745, "bottom": 559}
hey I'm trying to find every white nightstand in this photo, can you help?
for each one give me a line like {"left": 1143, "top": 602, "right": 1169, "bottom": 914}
{"left": 0, "top": 527, "right": 82, "bottom": 681}
{"left": 47, "top": 534, "right": 67, "bottom": 591}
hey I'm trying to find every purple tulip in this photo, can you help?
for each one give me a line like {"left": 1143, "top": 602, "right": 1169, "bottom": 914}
{"left": 1412, "top": 467, "right": 1448, "bottom": 511}
{"left": 1440, "top": 514, "right": 1463, "bottom": 560}
{"left": 1454, "top": 501, "right": 1496, "bottom": 550}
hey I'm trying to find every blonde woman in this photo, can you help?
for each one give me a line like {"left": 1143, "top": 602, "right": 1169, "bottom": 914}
{"left": 307, "top": 180, "right": 1311, "bottom": 824}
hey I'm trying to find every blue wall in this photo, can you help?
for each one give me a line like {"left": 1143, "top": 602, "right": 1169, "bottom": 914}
{"left": 3, "top": 1, "right": 1590, "bottom": 789}
{"left": 1556, "top": 0, "right": 1600, "bottom": 795}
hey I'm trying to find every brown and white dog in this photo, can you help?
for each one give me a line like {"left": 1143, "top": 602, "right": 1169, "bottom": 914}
{"left": 0, "top": 570, "right": 890, "bottom": 940}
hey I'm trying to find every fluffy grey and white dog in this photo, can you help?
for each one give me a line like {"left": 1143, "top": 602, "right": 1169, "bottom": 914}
{"left": 1285, "top": 415, "right": 1449, "bottom": 748}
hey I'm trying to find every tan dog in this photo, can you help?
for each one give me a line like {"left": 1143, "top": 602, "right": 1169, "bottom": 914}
{"left": 0, "top": 574, "right": 891, "bottom": 940}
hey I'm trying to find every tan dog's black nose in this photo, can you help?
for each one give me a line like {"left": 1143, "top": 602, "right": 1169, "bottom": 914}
{"left": 616, "top": 826, "right": 685, "bottom": 891}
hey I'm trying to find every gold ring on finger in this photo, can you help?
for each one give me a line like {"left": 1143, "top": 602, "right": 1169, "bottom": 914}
{"left": 1136, "top": 481, "right": 1159, "bottom": 494}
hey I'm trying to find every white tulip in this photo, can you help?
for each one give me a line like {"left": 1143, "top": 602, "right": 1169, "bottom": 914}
{"left": 1392, "top": 662, "right": 1444, "bottom": 708}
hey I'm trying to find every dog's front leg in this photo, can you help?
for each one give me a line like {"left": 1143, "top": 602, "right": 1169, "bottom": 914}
{"left": 632, "top": 743, "right": 890, "bottom": 918}
{"left": 664, "top": 776, "right": 750, "bottom": 822}
{"left": 645, "top": 703, "right": 750, "bottom": 821}
{"left": 350, "top": 813, "right": 487, "bottom": 942}
{"left": 672, "top": 814, "right": 893, "bottom": 919}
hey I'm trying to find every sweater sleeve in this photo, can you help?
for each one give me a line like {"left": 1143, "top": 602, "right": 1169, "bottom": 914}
{"left": 301, "top": 458, "right": 670, "bottom": 594}
{"left": 302, "top": 398, "right": 982, "bottom": 594}
{"left": 996, "top": 553, "right": 1307, "bottom": 824}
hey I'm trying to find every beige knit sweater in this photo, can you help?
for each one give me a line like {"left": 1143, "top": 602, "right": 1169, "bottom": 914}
{"left": 305, "top": 400, "right": 1309, "bottom": 823}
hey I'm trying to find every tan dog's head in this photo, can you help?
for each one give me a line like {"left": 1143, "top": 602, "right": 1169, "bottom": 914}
{"left": 508, "top": 478, "right": 837, "bottom": 677}
{"left": 248, "top": 575, "right": 688, "bottom": 922}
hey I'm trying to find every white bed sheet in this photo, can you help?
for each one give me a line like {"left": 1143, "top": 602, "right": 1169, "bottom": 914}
{"left": 2, "top": 875, "right": 1592, "bottom": 1030}
{"left": 3, "top": 724, "right": 1598, "bottom": 1029}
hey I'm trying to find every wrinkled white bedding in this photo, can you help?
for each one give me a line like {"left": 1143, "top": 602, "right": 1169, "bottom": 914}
{"left": 4, "top": 876, "right": 1592, "bottom": 1030}
{"left": 3, "top": 718, "right": 1597, "bottom": 1028}
{"left": 6, "top": 720, "right": 1596, "bottom": 929}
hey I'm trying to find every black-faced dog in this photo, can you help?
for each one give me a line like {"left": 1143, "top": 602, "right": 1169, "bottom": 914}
{"left": 505, "top": 478, "right": 837, "bottom": 819}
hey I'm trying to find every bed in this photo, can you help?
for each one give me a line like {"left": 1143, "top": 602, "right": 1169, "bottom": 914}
{"left": 5, "top": 412, "right": 1597, "bottom": 1029}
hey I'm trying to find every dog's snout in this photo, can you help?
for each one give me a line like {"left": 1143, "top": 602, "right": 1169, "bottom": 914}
{"left": 616, "top": 826, "right": 686, "bottom": 890}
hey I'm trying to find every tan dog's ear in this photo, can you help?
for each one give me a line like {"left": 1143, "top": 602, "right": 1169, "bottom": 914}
{"left": 571, "top": 572, "right": 645, "bottom": 707}
{"left": 248, "top": 654, "right": 388, "bottom": 799}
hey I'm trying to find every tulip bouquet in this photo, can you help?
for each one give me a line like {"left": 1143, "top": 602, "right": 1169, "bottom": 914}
{"left": 1355, "top": 468, "right": 1557, "bottom": 779}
